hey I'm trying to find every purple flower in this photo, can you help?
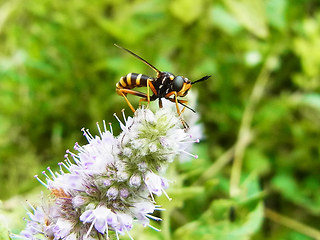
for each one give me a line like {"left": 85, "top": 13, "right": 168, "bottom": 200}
{"left": 80, "top": 206, "right": 118, "bottom": 237}
{"left": 17, "top": 202, "right": 57, "bottom": 240}
{"left": 52, "top": 219, "right": 73, "bottom": 239}
{"left": 17, "top": 108, "right": 199, "bottom": 240}
{"left": 144, "top": 172, "right": 170, "bottom": 201}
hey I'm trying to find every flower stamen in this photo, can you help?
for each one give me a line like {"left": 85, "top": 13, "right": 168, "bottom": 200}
{"left": 34, "top": 175, "right": 48, "bottom": 188}
{"left": 161, "top": 188, "right": 172, "bottom": 201}
{"left": 113, "top": 113, "right": 125, "bottom": 129}
{"left": 181, "top": 138, "right": 200, "bottom": 144}
{"left": 108, "top": 122, "right": 113, "bottom": 135}
{"left": 64, "top": 154, "right": 72, "bottom": 166}
{"left": 60, "top": 161, "right": 71, "bottom": 172}
{"left": 146, "top": 214, "right": 162, "bottom": 221}
{"left": 179, "top": 149, "right": 198, "bottom": 159}
{"left": 47, "top": 167, "right": 56, "bottom": 179}
{"left": 41, "top": 170, "right": 51, "bottom": 180}
{"left": 96, "top": 122, "right": 103, "bottom": 137}
{"left": 121, "top": 109, "right": 127, "bottom": 125}
{"left": 58, "top": 163, "right": 64, "bottom": 174}
{"left": 85, "top": 218, "right": 96, "bottom": 239}
{"left": 148, "top": 224, "right": 161, "bottom": 232}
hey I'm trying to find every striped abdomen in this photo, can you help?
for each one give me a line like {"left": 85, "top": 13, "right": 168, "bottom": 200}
{"left": 116, "top": 73, "right": 154, "bottom": 89}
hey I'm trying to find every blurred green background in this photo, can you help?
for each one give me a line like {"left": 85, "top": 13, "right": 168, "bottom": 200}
{"left": 0, "top": 0, "right": 320, "bottom": 239}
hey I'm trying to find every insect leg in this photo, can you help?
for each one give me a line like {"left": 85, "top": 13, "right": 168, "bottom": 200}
{"left": 138, "top": 97, "right": 148, "bottom": 107}
{"left": 171, "top": 94, "right": 190, "bottom": 129}
{"left": 174, "top": 94, "right": 181, "bottom": 116}
{"left": 165, "top": 94, "right": 190, "bottom": 129}
{"left": 174, "top": 99, "right": 188, "bottom": 113}
{"left": 165, "top": 92, "right": 181, "bottom": 115}
{"left": 146, "top": 79, "right": 157, "bottom": 107}
{"left": 159, "top": 98, "right": 163, "bottom": 108}
{"left": 166, "top": 98, "right": 195, "bottom": 113}
{"left": 117, "top": 88, "right": 148, "bottom": 112}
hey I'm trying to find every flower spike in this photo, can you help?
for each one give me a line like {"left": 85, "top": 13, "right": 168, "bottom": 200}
{"left": 18, "top": 108, "right": 199, "bottom": 240}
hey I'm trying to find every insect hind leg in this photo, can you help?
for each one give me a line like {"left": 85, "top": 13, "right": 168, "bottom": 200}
{"left": 116, "top": 88, "right": 148, "bottom": 113}
{"left": 147, "top": 79, "right": 157, "bottom": 108}
{"left": 138, "top": 97, "right": 149, "bottom": 107}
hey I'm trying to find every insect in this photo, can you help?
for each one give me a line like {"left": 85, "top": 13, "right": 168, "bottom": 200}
{"left": 115, "top": 44, "right": 211, "bottom": 119}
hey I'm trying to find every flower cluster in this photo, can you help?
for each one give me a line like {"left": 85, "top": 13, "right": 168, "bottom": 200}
{"left": 15, "top": 108, "right": 199, "bottom": 240}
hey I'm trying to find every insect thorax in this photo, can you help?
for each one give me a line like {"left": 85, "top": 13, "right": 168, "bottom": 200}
{"left": 154, "top": 72, "right": 175, "bottom": 98}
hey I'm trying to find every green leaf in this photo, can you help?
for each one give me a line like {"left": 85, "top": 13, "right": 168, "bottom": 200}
{"left": 210, "top": 5, "right": 242, "bottom": 35}
{"left": 170, "top": 0, "right": 204, "bottom": 24}
{"left": 222, "top": 0, "right": 269, "bottom": 38}
{"left": 174, "top": 198, "right": 264, "bottom": 240}
{"left": 272, "top": 173, "right": 320, "bottom": 214}
{"left": 272, "top": 173, "right": 297, "bottom": 197}
{"left": 266, "top": 0, "right": 287, "bottom": 31}
{"left": 293, "top": 15, "right": 320, "bottom": 89}
{"left": 174, "top": 175, "right": 264, "bottom": 239}
{"left": 245, "top": 148, "right": 271, "bottom": 176}
{"left": 300, "top": 93, "right": 320, "bottom": 111}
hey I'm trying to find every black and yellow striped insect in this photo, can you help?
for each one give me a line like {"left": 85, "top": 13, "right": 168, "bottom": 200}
{"left": 115, "top": 44, "right": 211, "bottom": 117}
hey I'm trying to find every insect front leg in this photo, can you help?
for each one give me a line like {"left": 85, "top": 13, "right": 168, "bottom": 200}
{"left": 165, "top": 93, "right": 189, "bottom": 129}
{"left": 165, "top": 92, "right": 181, "bottom": 116}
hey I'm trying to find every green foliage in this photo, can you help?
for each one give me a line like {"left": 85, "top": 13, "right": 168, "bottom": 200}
{"left": 0, "top": 201, "right": 11, "bottom": 240}
{"left": 174, "top": 175, "right": 264, "bottom": 240}
{"left": 1, "top": 0, "right": 320, "bottom": 239}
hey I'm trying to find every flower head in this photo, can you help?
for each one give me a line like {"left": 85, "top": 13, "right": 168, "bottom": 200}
{"left": 15, "top": 108, "right": 199, "bottom": 240}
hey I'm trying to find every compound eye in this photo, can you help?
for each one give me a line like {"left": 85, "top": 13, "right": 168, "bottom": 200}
{"left": 172, "top": 76, "right": 184, "bottom": 91}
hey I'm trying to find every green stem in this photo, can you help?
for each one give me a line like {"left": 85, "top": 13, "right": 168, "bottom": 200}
{"left": 265, "top": 208, "right": 320, "bottom": 239}
{"left": 192, "top": 146, "right": 235, "bottom": 186}
{"left": 229, "top": 53, "right": 274, "bottom": 197}
{"left": 162, "top": 207, "right": 172, "bottom": 240}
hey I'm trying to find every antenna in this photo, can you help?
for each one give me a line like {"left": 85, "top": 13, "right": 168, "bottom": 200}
{"left": 114, "top": 44, "right": 161, "bottom": 74}
{"left": 191, "top": 75, "right": 211, "bottom": 85}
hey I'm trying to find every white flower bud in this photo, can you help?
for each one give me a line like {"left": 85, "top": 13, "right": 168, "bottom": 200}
{"left": 129, "top": 174, "right": 141, "bottom": 187}
{"left": 137, "top": 162, "right": 148, "bottom": 172}
{"left": 120, "top": 188, "right": 129, "bottom": 198}
{"left": 107, "top": 187, "right": 119, "bottom": 200}
{"left": 72, "top": 195, "right": 87, "bottom": 208}
{"left": 149, "top": 143, "right": 158, "bottom": 152}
